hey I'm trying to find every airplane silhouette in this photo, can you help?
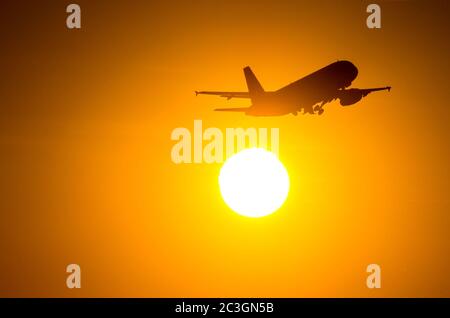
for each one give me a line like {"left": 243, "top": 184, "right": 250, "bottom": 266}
{"left": 195, "top": 60, "right": 390, "bottom": 116}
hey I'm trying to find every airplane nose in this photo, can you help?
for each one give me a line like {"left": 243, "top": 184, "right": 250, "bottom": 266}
{"left": 335, "top": 61, "right": 358, "bottom": 88}
{"left": 350, "top": 63, "right": 358, "bottom": 79}
{"left": 341, "top": 61, "right": 358, "bottom": 78}
{"left": 334, "top": 60, "right": 359, "bottom": 83}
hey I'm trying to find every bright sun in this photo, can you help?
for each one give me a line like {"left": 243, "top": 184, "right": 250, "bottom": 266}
{"left": 219, "top": 148, "right": 290, "bottom": 218}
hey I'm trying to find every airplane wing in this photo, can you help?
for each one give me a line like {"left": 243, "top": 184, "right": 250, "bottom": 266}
{"left": 195, "top": 91, "right": 250, "bottom": 100}
{"left": 338, "top": 86, "right": 391, "bottom": 106}
{"left": 359, "top": 86, "right": 391, "bottom": 96}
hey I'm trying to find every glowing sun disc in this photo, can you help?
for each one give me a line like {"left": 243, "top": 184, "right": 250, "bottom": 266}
{"left": 219, "top": 148, "right": 290, "bottom": 218}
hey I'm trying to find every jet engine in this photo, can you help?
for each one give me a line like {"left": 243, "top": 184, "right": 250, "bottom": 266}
{"left": 338, "top": 89, "right": 364, "bottom": 106}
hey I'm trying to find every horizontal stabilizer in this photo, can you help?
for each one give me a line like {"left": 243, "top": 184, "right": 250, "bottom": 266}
{"left": 214, "top": 107, "right": 250, "bottom": 112}
{"left": 195, "top": 91, "right": 250, "bottom": 99}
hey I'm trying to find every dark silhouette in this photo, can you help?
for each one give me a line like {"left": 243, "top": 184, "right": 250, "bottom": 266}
{"left": 195, "top": 61, "right": 391, "bottom": 116}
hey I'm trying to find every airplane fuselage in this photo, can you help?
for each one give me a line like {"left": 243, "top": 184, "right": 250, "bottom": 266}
{"left": 245, "top": 61, "right": 358, "bottom": 116}
{"left": 196, "top": 60, "right": 390, "bottom": 116}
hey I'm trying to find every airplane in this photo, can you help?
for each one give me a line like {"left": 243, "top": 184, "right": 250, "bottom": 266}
{"left": 195, "top": 60, "right": 391, "bottom": 116}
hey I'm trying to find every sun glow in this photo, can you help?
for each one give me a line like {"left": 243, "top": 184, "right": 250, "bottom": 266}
{"left": 219, "top": 148, "right": 290, "bottom": 218}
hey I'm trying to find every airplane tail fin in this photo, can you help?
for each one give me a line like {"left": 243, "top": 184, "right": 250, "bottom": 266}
{"left": 243, "top": 66, "right": 265, "bottom": 102}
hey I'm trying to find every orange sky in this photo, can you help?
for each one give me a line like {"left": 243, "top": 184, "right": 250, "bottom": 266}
{"left": 0, "top": 0, "right": 449, "bottom": 297}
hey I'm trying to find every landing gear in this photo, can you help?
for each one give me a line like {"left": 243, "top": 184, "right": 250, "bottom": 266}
{"left": 314, "top": 105, "right": 324, "bottom": 115}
